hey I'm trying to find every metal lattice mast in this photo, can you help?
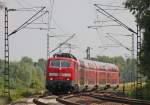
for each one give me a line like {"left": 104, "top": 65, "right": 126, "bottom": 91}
{"left": 4, "top": 7, "right": 10, "bottom": 98}
{"left": 86, "top": 47, "right": 91, "bottom": 60}
{"left": 136, "top": 25, "right": 143, "bottom": 99}
{"left": 3, "top": 7, "right": 47, "bottom": 98}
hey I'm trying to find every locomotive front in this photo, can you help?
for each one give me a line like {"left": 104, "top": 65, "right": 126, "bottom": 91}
{"left": 46, "top": 57, "right": 76, "bottom": 93}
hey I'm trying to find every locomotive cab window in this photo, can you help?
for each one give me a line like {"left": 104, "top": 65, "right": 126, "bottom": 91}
{"left": 50, "top": 60, "right": 71, "bottom": 68}
{"left": 51, "top": 60, "right": 60, "bottom": 67}
{"left": 61, "top": 60, "right": 71, "bottom": 67}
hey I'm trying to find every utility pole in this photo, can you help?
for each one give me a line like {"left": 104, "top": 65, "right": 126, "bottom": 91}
{"left": 3, "top": 7, "right": 48, "bottom": 99}
{"left": 136, "top": 24, "right": 142, "bottom": 99}
{"left": 86, "top": 47, "right": 91, "bottom": 60}
{"left": 47, "top": 34, "right": 50, "bottom": 58}
{"left": 4, "top": 7, "right": 10, "bottom": 98}
{"left": 94, "top": 4, "right": 143, "bottom": 98}
{"left": 131, "top": 33, "right": 136, "bottom": 89}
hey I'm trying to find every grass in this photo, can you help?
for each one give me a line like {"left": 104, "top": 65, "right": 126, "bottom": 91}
{"left": 10, "top": 88, "right": 44, "bottom": 102}
{"left": 0, "top": 87, "right": 45, "bottom": 104}
{"left": 118, "top": 82, "right": 147, "bottom": 98}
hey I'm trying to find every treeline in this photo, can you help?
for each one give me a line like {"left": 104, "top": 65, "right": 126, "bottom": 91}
{"left": 91, "top": 56, "right": 137, "bottom": 83}
{"left": 0, "top": 56, "right": 136, "bottom": 92}
{"left": 0, "top": 57, "right": 46, "bottom": 98}
{"left": 0, "top": 55, "right": 137, "bottom": 100}
{"left": 125, "top": 0, "right": 150, "bottom": 99}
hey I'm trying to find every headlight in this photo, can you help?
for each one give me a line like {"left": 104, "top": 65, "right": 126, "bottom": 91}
{"left": 50, "top": 78, "right": 53, "bottom": 80}
{"left": 67, "top": 78, "right": 70, "bottom": 80}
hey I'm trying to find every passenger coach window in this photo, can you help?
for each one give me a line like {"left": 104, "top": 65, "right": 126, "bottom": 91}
{"left": 61, "top": 60, "right": 70, "bottom": 67}
{"left": 51, "top": 60, "right": 60, "bottom": 67}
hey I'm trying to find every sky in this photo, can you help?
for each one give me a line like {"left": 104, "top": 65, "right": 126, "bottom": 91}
{"left": 0, "top": 0, "right": 137, "bottom": 61}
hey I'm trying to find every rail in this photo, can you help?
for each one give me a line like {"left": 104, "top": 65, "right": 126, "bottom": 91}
{"left": 83, "top": 92, "right": 150, "bottom": 105}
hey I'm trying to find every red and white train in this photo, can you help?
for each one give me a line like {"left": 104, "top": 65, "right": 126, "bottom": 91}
{"left": 46, "top": 53, "right": 120, "bottom": 93}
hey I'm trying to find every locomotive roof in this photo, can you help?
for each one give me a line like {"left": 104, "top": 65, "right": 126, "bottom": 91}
{"left": 48, "top": 57, "right": 77, "bottom": 62}
{"left": 78, "top": 59, "right": 119, "bottom": 71}
{"left": 53, "top": 53, "right": 77, "bottom": 60}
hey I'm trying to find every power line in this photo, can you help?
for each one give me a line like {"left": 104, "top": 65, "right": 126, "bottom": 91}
{"left": 96, "top": 4, "right": 125, "bottom": 8}
{"left": 48, "top": 34, "right": 76, "bottom": 54}
{"left": 25, "top": 27, "right": 53, "bottom": 30}
{"left": 8, "top": 7, "right": 47, "bottom": 36}
{"left": 102, "top": 8, "right": 127, "bottom": 11}
{"left": 48, "top": 0, "right": 55, "bottom": 30}
{"left": 94, "top": 20, "right": 113, "bottom": 23}
{"left": 53, "top": 19, "right": 66, "bottom": 34}
{"left": 88, "top": 25, "right": 121, "bottom": 28}
{"left": 106, "top": 33, "right": 132, "bottom": 51}
{"left": 14, "top": 0, "right": 26, "bottom": 8}
{"left": 94, "top": 4, "right": 137, "bottom": 34}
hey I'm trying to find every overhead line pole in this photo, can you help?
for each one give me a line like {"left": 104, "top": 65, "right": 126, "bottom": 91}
{"left": 4, "top": 7, "right": 10, "bottom": 99}
{"left": 86, "top": 47, "right": 91, "bottom": 60}
{"left": 3, "top": 6, "right": 47, "bottom": 99}
{"left": 94, "top": 4, "right": 142, "bottom": 99}
{"left": 8, "top": 7, "right": 46, "bottom": 37}
{"left": 94, "top": 4, "right": 137, "bottom": 34}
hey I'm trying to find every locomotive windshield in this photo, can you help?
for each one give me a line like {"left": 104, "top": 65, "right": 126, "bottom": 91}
{"left": 61, "top": 60, "right": 70, "bottom": 67}
{"left": 51, "top": 60, "right": 60, "bottom": 67}
{"left": 50, "top": 60, "right": 71, "bottom": 68}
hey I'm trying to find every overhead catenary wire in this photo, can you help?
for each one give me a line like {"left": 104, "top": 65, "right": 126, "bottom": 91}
{"left": 96, "top": 4, "right": 125, "bottom": 8}
{"left": 8, "top": 7, "right": 46, "bottom": 37}
{"left": 49, "top": 34, "right": 76, "bottom": 54}
{"left": 49, "top": 0, "right": 55, "bottom": 27}
{"left": 8, "top": 7, "right": 47, "bottom": 12}
{"left": 102, "top": 9, "right": 127, "bottom": 11}
{"left": 94, "top": 20, "right": 113, "bottom": 23}
{"left": 17, "top": 10, "right": 48, "bottom": 31}
{"left": 14, "top": 0, "right": 26, "bottom": 8}
{"left": 25, "top": 27, "right": 53, "bottom": 30}
{"left": 105, "top": 33, "right": 132, "bottom": 37}
{"left": 53, "top": 18, "right": 67, "bottom": 34}
{"left": 94, "top": 4, "right": 137, "bottom": 34}
{"left": 96, "top": 9, "right": 129, "bottom": 31}
{"left": 17, "top": 0, "right": 34, "bottom": 7}
{"left": 106, "top": 33, "right": 132, "bottom": 51}
{"left": 49, "top": 34, "right": 75, "bottom": 37}
{"left": 88, "top": 25, "right": 121, "bottom": 28}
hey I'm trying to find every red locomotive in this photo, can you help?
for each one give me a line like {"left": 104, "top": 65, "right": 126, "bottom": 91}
{"left": 46, "top": 53, "right": 119, "bottom": 93}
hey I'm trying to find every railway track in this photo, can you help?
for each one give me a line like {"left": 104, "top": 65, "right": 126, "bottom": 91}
{"left": 10, "top": 90, "right": 150, "bottom": 105}
{"left": 10, "top": 95, "right": 61, "bottom": 105}
{"left": 56, "top": 90, "right": 150, "bottom": 105}
{"left": 82, "top": 92, "right": 150, "bottom": 105}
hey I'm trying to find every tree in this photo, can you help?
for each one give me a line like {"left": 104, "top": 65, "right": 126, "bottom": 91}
{"left": 125, "top": 0, "right": 150, "bottom": 19}
{"left": 125, "top": 0, "right": 150, "bottom": 79}
{"left": 20, "top": 56, "right": 33, "bottom": 65}
{"left": 125, "top": 0, "right": 150, "bottom": 99}
{"left": 37, "top": 58, "right": 46, "bottom": 72}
